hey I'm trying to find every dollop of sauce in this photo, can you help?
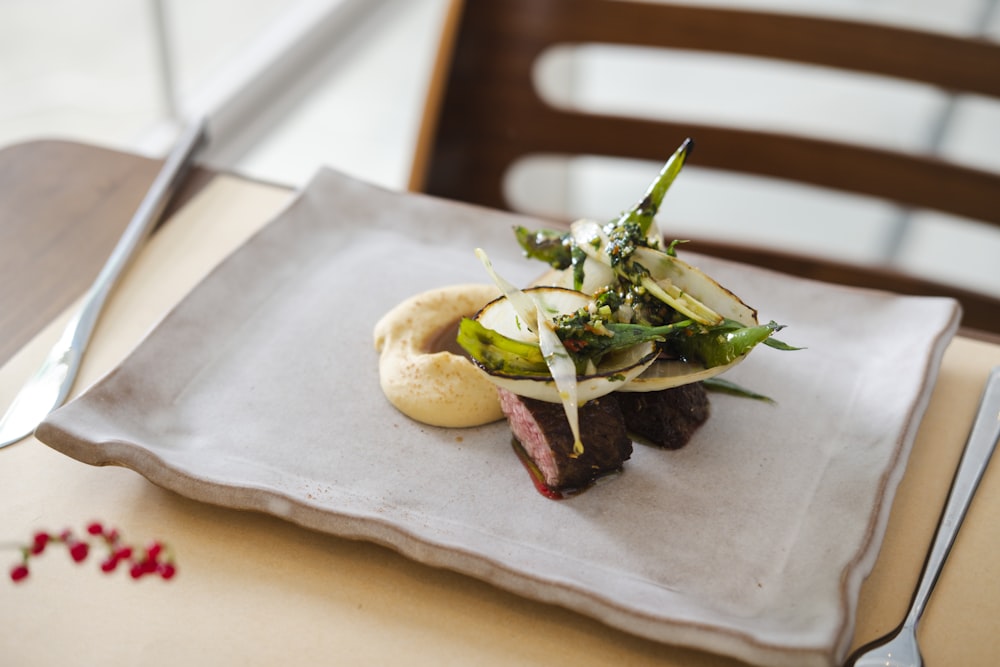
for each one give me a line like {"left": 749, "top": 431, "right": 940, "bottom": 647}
{"left": 373, "top": 283, "right": 503, "bottom": 428}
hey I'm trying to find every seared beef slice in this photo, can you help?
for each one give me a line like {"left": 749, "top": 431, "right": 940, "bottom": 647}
{"left": 497, "top": 388, "right": 632, "bottom": 491}
{"left": 616, "top": 383, "right": 710, "bottom": 449}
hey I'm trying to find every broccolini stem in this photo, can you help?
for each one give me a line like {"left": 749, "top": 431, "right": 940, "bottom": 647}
{"left": 616, "top": 138, "right": 693, "bottom": 236}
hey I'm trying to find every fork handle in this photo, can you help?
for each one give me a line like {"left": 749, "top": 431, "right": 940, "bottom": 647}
{"left": 904, "top": 366, "right": 1000, "bottom": 627}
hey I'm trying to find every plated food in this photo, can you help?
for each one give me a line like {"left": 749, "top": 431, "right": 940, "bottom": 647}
{"left": 375, "top": 140, "right": 795, "bottom": 495}
{"left": 36, "top": 164, "right": 959, "bottom": 665}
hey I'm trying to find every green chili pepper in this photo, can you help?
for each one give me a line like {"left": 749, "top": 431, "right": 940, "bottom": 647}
{"left": 667, "top": 320, "right": 797, "bottom": 368}
{"left": 456, "top": 317, "right": 548, "bottom": 374}
{"left": 459, "top": 313, "right": 697, "bottom": 374}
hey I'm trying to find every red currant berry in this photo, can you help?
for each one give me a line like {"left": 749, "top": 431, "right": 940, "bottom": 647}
{"left": 10, "top": 564, "right": 29, "bottom": 582}
{"left": 146, "top": 542, "right": 163, "bottom": 560}
{"left": 68, "top": 541, "right": 89, "bottom": 563}
{"left": 31, "top": 533, "right": 49, "bottom": 555}
{"left": 128, "top": 561, "right": 155, "bottom": 579}
{"left": 100, "top": 557, "right": 119, "bottom": 573}
{"left": 86, "top": 522, "right": 104, "bottom": 536}
{"left": 114, "top": 546, "right": 133, "bottom": 560}
{"left": 157, "top": 563, "right": 177, "bottom": 580}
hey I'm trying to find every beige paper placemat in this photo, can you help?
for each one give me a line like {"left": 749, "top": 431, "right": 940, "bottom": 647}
{"left": 3, "top": 173, "right": 999, "bottom": 667}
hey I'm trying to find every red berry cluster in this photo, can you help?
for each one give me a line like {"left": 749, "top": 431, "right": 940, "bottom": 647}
{"left": 9, "top": 521, "right": 177, "bottom": 583}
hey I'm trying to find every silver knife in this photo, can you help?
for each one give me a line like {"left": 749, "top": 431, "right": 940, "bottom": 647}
{"left": 0, "top": 117, "right": 207, "bottom": 449}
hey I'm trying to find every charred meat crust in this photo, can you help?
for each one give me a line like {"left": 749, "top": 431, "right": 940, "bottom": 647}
{"left": 498, "top": 388, "right": 632, "bottom": 491}
{"left": 497, "top": 383, "right": 711, "bottom": 492}
{"left": 616, "top": 383, "right": 710, "bottom": 449}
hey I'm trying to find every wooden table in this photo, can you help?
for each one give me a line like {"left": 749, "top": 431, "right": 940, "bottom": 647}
{"left": 1, "top": 140, "right": 999, "bottom": 666}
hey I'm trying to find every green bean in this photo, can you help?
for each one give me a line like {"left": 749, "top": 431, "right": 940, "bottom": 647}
{"left": 666, "top": 320, "right": 796, "bottom": 368}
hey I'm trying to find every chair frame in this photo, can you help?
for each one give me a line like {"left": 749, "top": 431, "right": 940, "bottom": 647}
{"left": 410, "top": 0, "right": 1000, "bottom": 335}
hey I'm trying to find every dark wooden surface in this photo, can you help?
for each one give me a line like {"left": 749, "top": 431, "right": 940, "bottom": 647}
{"left": 0, "top": 139, "right": 216, "bottom": 366}
{"left": 411, "top": 0, "right": 1000, "bottom": 335}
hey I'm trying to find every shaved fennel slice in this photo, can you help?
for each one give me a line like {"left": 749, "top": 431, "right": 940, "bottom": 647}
{"left": 535, "top": 306, "right": 582, "bottom": 455}
{"left": 621, "top": 358, "right": 747, "bottom": 392}
{"left": 631, "top": 247, "right": 756, "bottom": 325}
{"left": 637, "top": 275, "right": 720, "bottom": 325}
{"left": 569, "top": 219, "right": 610, "bottom": 265}
{"left": 550, "top": 227, "right": 767, "bottom": 392}
{"left": 568, "top": 220, "right": 722, "bottom": 325}
{"left": 474, "top": 251, "right": 587, "bottom": 454}
{"left": 473, "top": 288, "right": 657, "bottom": 400}
{"left": 529, "top": 261, "right": 614, "bottom": 296}
{"left": 475, "top": 247, "right": 538, "bottom": 334}
{"left": 471, "top": 287, "right": 658, "bottom": 450}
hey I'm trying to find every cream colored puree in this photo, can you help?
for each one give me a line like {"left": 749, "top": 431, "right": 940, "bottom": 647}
{"left": 374, "top": 284, "right": 504, "bottom": 427}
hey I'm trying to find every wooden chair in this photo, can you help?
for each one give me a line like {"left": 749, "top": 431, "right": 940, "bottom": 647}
{"left": 409, "top": 0, "right": 1000, "bottom": 336}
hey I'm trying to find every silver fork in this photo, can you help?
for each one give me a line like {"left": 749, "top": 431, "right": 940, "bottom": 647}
{"left": 844, "top": 366, "right": 1000, "bottom": 666}
{"left": 0, "top": 118, "right": 206, "bottom": 449}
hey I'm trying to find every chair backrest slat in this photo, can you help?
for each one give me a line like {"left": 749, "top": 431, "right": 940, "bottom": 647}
{"left": 410, "top": 0, "right": 1000, "bottom": 335}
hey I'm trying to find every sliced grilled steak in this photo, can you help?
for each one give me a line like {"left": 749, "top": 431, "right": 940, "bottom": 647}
{"left": 616, "top": 382, "right": 710, "bottom": 449}
{"left": 497, "top": 388, "right": 632, "bottom": 492}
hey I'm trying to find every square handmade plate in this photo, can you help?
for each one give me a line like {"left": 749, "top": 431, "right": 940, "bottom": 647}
{"left": 37, "top": 168, "right": 960, "bottom": 667}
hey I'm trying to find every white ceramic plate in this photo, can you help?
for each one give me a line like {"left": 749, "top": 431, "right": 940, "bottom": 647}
{"left": 37, "top": 169, "right": 960, "bottom": 667}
